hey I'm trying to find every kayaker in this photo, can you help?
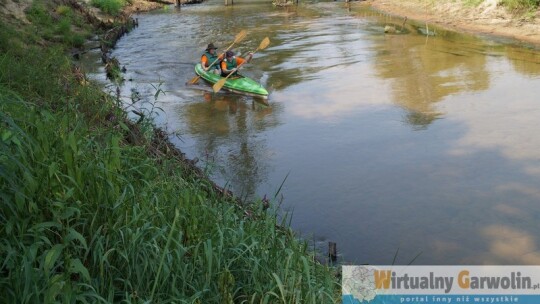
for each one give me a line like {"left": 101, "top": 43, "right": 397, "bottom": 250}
{"left": 220, "top": 50, "right": 253, "bottom": 77}
{"left": 201, "top": 43, "right": 224, "bottom": 75}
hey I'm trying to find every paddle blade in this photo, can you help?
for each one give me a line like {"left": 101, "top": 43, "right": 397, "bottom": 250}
{"left": 258, "top": 37, "right": 270, "bottom": 51}
{"left": 189, "top": 75, "right": 201, "bottom": 84}
{"left": 213, "top": 78, "right": 227, "bottom": 93}
{"left": 234, "top": 30, "right": 248, "bottom": 44}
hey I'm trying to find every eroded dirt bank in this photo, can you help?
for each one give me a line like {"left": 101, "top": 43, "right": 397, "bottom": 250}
{"left": 367, "top": 0, "right": 540, "bottom": 46}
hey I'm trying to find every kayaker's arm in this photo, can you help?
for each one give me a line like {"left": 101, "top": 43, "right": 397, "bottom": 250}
{"left": 201, "top": 54, "right": 210, "bottom": 71}
{"left": 245, "top": 52, "right": 253, "bottom": 63}
{"left": 236, "top": 53, "right": 253, "bottom": 70}
{"left": 220, "top": 50, "right": 255, "bottom": 77}
{"left": 202, "top": 54, "right": 224, "bottom": 71}
{"left": 220, "top": 60, "right": 233, "bottom": 74}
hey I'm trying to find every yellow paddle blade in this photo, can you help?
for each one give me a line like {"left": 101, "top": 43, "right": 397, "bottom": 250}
{"left": 213, "top": 37, "right": 269, "bottom": 93}
{"left": 213, "top": 77, "right": 227, "bottom": 93}
{"left": 258, "top": 37, "right": 270, "bottom": 50}
{"left": 234, "top": 30, "right": 248, "bottom": 44}
{"left": 189, "top": 74, "right": 201, "bottom": 84}
{"left": 189, "top": 30, "right": 247, "bottom": 85}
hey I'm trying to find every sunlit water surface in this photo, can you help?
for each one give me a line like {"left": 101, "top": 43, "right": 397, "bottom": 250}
{"left": 84, "top": 0, "right": 540, "bottom": 264}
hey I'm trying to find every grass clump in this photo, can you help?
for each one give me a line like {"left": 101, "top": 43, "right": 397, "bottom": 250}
{"left": 55, "top": 5, "right": 72, "bottom": 16}
{"left": 0, "top": 12, "right": 340, "bottom": 304}
{"left": 26, "top": 0, "right": 91, "bottom": 48}
{"left": 91, "top": 0, "right": 127, "bottom": 16}
{"left": 500, "top": 0, "right": 539, "bottom": 10}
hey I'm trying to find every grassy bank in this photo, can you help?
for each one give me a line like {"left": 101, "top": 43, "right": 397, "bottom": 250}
{"left": 0, "top": 1, "right": 339, "bottom": 302}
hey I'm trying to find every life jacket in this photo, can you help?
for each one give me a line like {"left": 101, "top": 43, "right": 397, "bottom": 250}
{"left": 222, "top": 57, "right": 238, "bottom": 76}
{"left": 202, "top": 51, "right": 220, "bottom": 70}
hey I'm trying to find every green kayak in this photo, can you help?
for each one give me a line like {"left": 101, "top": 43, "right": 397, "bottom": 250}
{"left": 194, "top": 63, "right": 268, "bottom": 98}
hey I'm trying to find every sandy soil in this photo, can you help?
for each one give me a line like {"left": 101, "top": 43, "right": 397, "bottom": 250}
{"left": 0, "top": 0, "right": 33, "bottom": 23}
{"left": 367, "top": 0, "right": 540, "bottom": 47}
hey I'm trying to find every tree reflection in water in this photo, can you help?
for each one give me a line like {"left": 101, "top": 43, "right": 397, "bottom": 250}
{"left": 181, "top": 92, "right": 281, "bottom": 200}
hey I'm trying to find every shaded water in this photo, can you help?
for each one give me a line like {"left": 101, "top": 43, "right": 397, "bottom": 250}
{"left": 88, "top": 0, "right": 540, "bottom": 264}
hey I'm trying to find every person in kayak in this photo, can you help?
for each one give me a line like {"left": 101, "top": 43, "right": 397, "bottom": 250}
{"left": 201, "top": 43, "right": 224, "bottom": 75}
{"left": 220, "top": 50, "right": 253, "bottom": 77}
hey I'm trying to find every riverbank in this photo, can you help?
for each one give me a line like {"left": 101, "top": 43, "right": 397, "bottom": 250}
{"left": 367, "top": 0, "right": 540, "bottom": 47}
{"left": 0, "top": 0, "right": 339, "bottom": 302}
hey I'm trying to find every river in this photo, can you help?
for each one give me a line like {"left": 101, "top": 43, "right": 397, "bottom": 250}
{"left": 84, "top": 0, "right": 540, "bottom": 265}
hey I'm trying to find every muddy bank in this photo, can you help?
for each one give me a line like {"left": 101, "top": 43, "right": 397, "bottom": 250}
{"left": 367, "top": 0, "right": 540, "bottom": 47}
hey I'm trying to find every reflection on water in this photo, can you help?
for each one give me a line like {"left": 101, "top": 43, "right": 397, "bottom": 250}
{"left": 372, "top": 32, "right": 489, "bottom": 129}
{"left": 90, "top": 0, "right": 540, "bottom": 265}
{"left": 505, "top": 44, "right": 540, "bottom": 76}
{"left": 179, "top": 93, "right": 280, "bottom": 197}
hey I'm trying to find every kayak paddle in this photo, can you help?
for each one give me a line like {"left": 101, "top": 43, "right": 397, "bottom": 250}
{"left": 189, "top": 30, "right": 247, "bottom": 84}
{"left": 212, "top": 37, "right": 270, "bottom": 93}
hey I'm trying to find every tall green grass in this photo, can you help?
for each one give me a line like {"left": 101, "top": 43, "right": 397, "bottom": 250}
{"left": 26, "top": 1, "right": 89, "bottom": 47}
{"left": 0, "top": 15, "right": 339, "bottom": 304}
